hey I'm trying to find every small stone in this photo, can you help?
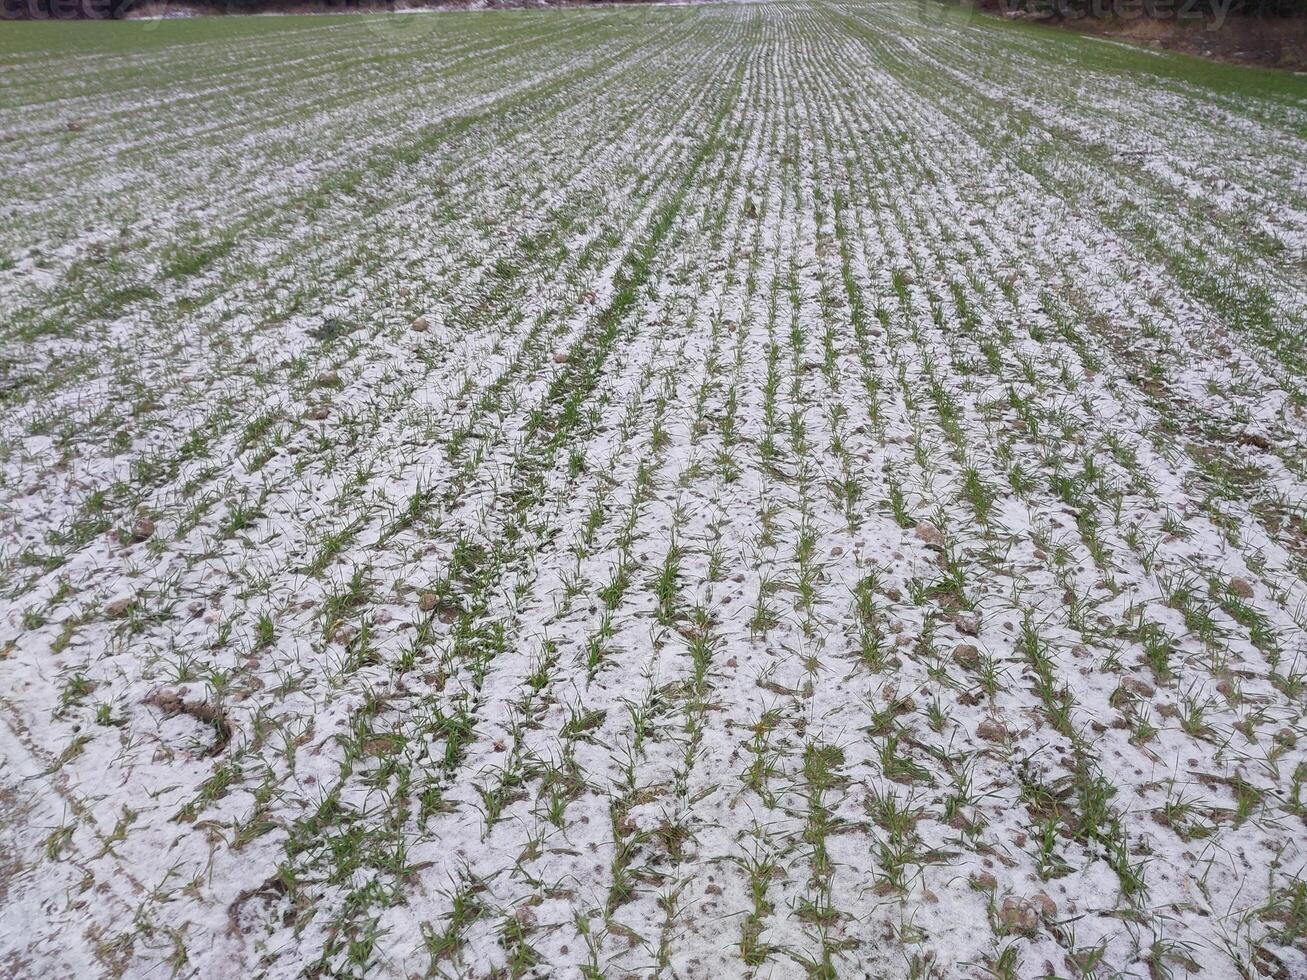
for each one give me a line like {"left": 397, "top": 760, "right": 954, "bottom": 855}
{"left": 914, "top": 522, "right": 944, "bottom": 548}
{"left": 410, "top": 316, "right": 429, "bottom": 332}
{"left": 954, "top": 612, "right": 979, "bottom": 636}
{"left": 66, "top": 119, "right": 84, "bottom": 132}
{"left": 705, "top": 883, "right": 723, "bottom": 895}
{"left": 316, "top": 370, "right": 340, "bottom": 387}
{"left": 972, "top": 872, "right": 997, "bottom": 890}
{"left": 552, "top": 352, "right": 569, "bottom": 364}
{"left": 130, "top": 517, "right": 155, "bottom": 542}
{"left": 1000, "top": 896, "right": 1039, "bottom": 935}
{"left": 304, "top": 406, "right": 330, "bottom": 421}
{"left": 398, "top": 286, "right": 412, "bottom": 298}
{"left": 1230, "top": 577, "right": 1255, "bottom": 599}
{"left": 105, "top": 596, "right": 133, "bottom": 619}
{"left": 1033, "top": 892, "right": 1057, "bottom": 918}
{"left": 953, "top": 644, "right": 981, "bottom": 669}
{"left": 978, "top": 718, "right": 1008, "bottom": 742}
{"left": 418, "top": 593, "right": 439, "bottom": 613}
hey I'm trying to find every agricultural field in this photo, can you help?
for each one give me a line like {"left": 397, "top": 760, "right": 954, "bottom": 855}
{"left": 1, "top": 2, "right": 1306, "bottom": 977}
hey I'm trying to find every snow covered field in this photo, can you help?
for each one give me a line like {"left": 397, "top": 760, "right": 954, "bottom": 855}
{"left": 1, "top": 3, "right": 1306, "bottom": 977}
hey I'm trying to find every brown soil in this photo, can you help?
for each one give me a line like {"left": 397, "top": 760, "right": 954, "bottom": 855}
{"left": 1000, "top": 7, "right": 1307, "bottom": 71}
{"left": 1079, "top": 14, "right": 1307, "bottom": 70}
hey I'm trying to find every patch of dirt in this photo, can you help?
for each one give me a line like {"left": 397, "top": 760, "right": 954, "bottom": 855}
{"left": 0, "top": 783, "right": 27, "bottom": 906}
{"left": 1074, "top": 13, "right": 1307, "bottom": 70}
{"left": 144, "top": 689, "right": 233, "bottom": 756}
{"left": 997, "top": 6, "right": 1307, "bottom": 71}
